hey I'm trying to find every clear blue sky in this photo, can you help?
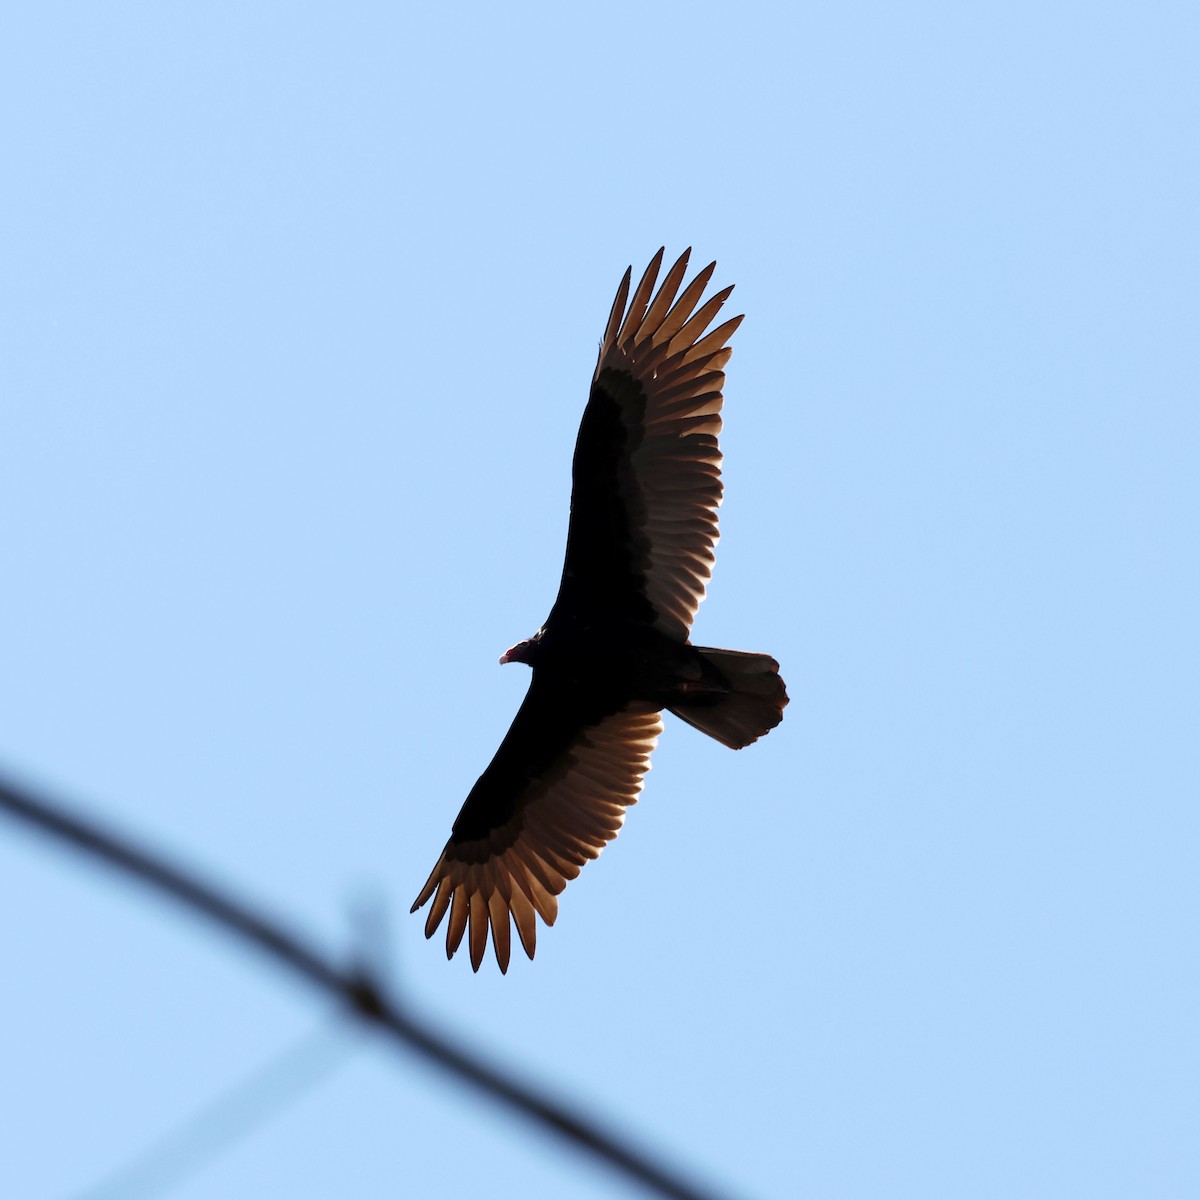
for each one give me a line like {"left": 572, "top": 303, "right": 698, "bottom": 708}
{"left": 2, "top": 4, "right": 1197, "bottom": 1198}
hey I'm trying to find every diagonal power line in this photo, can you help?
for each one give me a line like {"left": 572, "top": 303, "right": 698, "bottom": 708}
{"left": 0, "top": 770, "right": 732, "bottom": 1200}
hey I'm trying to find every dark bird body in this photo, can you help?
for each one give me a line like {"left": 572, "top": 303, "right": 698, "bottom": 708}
{"left": 413, "top": 249, "right": 788, "bottom": 971}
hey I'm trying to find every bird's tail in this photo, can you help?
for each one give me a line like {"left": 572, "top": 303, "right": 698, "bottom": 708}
{"left": 668, "top": 648, "right": 788, "bottom": 750}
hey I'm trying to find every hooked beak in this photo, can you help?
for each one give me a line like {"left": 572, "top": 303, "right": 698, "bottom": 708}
{"left": 500, "top": 638, "right": 533, "bottom": 665}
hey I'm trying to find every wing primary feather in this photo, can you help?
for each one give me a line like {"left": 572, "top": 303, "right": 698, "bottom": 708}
{"left": 411, "top": 861, "right": 440, "bottom": 912}
{"left": 468, "top": 889, "right": 489, "bottom": 972}
{"left": 666, "top": 284, "right": 734, "bottom": 352}
{"left": 423, "top": 877, "right": 452, "bottom": 940}
{"left": 515, "top": 848, "right": 562, "bottom": 924}
{"left": 648, "top": 343, "right": 730, "bottom": 392}
{"left": 681, "top": 313, "right": 744, "bottom": 363}
{"left": 638, "top": 248, "right": 692, "bottom": 337}
{"left": 655, "top": 261, "right": 718, "bottom": 343}
{"left": 599, "top": 266, "right": 632, "bottom": 360}
{"left": 488, "top": 889, "right": 512, "bottom": 973}
{"left": 510, "top": 886, "right": 537, "bottom": 959}
{"left": 650, "top": 375, "right": 726, "bottom": 411}
{"left": 616, "top": 247, "right": 666, "bottom": 347}
{"left": 446, "top": 887, "right": 468, "bottom": 959}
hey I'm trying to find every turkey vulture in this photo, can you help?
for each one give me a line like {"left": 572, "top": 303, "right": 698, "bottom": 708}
{"left": 412, "top": 248, "right": 787, "bottom": 971}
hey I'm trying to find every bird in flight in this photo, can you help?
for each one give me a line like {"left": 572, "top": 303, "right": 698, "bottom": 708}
{"left": 412, "top": 248, "right": 787, "bottom": 971}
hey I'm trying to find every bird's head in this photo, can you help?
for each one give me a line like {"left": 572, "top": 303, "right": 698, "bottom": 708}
{"left": 499, "top": 629, "right": 544, "bottom": 666}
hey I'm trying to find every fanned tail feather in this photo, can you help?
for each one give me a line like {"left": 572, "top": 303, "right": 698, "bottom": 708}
{"left": 669, "top": 648, "right": 788, "bottom": 750}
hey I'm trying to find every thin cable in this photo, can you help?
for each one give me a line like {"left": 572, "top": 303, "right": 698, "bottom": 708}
{"left": 71, "top": 1026, "right": 353, "bottom": 1200}
{"left": 0, "top": 771, "right": 732, "bottom": 1200}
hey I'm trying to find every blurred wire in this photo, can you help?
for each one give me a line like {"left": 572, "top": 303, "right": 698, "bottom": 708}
{"left": 0, "top": 770, "right": 733, "bottom": 1200}
{"left": 71, "top": 1026, "right": 353, "bottom": 1199}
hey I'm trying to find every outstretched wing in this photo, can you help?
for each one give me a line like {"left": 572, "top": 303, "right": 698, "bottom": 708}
{"left": 411, "top": 676, "right": 663, "bottom": 972}
{"left": 553, "top": 248, "right": 742, "bottom": 640}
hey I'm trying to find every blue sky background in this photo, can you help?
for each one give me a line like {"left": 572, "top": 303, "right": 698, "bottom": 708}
{"left": 2, "top": 3, "right": 1197, "bottom": 1198}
